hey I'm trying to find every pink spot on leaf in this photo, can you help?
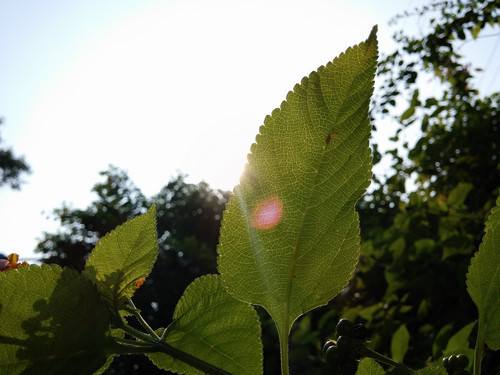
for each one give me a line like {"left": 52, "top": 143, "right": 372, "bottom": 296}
{"left": 251, "top": 195, "right": 283, "bottom": 230}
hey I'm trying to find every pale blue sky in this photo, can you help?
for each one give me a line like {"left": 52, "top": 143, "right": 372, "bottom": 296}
{"left": 0, "top": 0, "right": 498, "bottom": 260}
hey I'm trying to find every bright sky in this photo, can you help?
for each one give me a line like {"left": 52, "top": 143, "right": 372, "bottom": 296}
{"left": 0, "top": 0, "right": 498, "bottom": 261}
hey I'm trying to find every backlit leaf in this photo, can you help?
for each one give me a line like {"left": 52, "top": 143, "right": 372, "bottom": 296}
{"left": 0, "top": 265, "right": 115, "bottom": 375}
{"left": 217, "top": 27, "right": 378, "bottom": 340}
{"left": 356, "top": 358, "right": 384, "bottom": 375}
{"left": 466, "top": 194, "right": 500, "bottom": 349}
{"left": 148, "top": 275, "right": 262, "bottom": 375}
{"left": 83, "top": 205, "right": 158, "bottom": 311}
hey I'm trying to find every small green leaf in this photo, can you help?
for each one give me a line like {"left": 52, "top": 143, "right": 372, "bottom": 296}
{"left": 0, "top": 265, "right": 115, "bottom": 375}
{"left": 442, "top": 321, "right": 475, "bottom": 356}
{"left": 391, "top": 324, "right": 410, "bottom": 363}
{"left": 83, "top": 205, "right": 158, "bottom": 311}
{"left": 217, "top": 26, "right": 378, "bottom": 343}
{"left": 400, "top": 105, "right": 415, "bottom": 122}
{"left": 148, "top": 275, "right": 262, "bottom": 375}
{"left": 470, "top": 23, "right": 481, "bottom": 39}
{"left": 447, "top": 183, "right": 473, "bottom": 207}
{"left": 356, "top": 358, "right": 384, "bottom": 375}
{"left": 466, "top": 194, "right": 500, "bottom": 350}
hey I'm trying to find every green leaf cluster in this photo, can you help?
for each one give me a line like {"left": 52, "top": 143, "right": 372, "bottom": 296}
{"left": 0, "top": 27, "right": 382, "bottom": 375}
{"left": 0, "top": 206, "right": 262, "bottom": 375}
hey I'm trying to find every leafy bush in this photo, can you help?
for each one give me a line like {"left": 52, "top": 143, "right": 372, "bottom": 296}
{"left": 0, "top": 20, "right": 498, "bottom": 375}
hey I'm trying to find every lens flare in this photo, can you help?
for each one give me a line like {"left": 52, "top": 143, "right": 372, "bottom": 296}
{"left": 251, "top": 195, "right": 283, "bottom": 230}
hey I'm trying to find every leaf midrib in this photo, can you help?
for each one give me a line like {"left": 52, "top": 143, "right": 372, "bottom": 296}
{"left": 283, "top": 54, "right": 373, "bottom": 332}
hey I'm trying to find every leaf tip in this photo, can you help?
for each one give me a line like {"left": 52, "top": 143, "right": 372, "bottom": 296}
{"left": 366, "top": 25, "right": 378, "bottom": 49}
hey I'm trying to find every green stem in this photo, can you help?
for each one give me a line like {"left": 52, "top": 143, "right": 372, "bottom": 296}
{"left": 117, "top": 315, "right": 232, "bottom": 375}
{"left": 279, "top": 319, "right": 290, "bottom": 375}
{"left": 113, "top": 336, "right": 155, "bottom": 347}
{"left": 473, "top": 325, "right": 484, "bottom": 375}
{"left": 127, "top": 298, "right": 160, "bottom": 339}
{"left": 359, "top": 345, "right": 413, "bottom": 374}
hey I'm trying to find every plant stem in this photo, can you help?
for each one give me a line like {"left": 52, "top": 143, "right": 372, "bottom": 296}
{"left": 279, "top": 319, "right": 290, "bottom": 375}
{"left": 117, "top": 314, "right": 232, "bottom": 375}
{"left": 127, "top": 298, "right": 160, "bottom": 339}
{"left": 359, "top": 345, "right": 413, "bottom": 374}
{"left": 473, "top": 325, "right": 484, "bottom": 375}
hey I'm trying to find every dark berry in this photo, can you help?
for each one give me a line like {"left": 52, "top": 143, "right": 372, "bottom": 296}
{"left": 353, "top": 323, "right": 369, "bottom": 340}
{"left": 325, "top": 345, "right": 341, "bottom": 365}
{"left": 448, "top": 355, "right": 459, "bottom": 370}
{"left": 336, "top": 318, "right": 355, "bottom": 337}
{"left": 443, "top": 357, "right": 450, "bottom": 370}
{"left": 322, "top": 340, "right": 335, "bottom": 356}
{"left": 336, "top": 335, "right": 352, "bottom": 354}
{"left": 456, "top": 354, "right": 469, "bottom": 369}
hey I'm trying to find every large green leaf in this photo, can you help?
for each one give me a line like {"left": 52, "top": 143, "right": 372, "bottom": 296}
{"left": 83, "top": 205, "right": 158, "bottom": 311}
{"left": 466, "top": 195, "right": 500, "bottom": 350}
{"left": 148, "top": 275, "right": 262, "bottom": 375}
{"left": 217, "top": 27, "right": 378, "bottom": 339}
{"left": 0, "top": 265, "right": 115, "bottom": 375}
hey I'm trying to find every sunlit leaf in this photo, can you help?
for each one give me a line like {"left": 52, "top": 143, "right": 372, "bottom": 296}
{"left": 217, "top": 27, "right": 378, "bottom": 341}
{"left": 356, "top": 358, "right": 384, "bottom": 375}
{"left": 148, "top": 275, "right": 262, "bottom": 375}
{"left": 466, "top": 194, "right": 500, "bottom": 349}
{"left": 83, "top": 205, "right": 158, "bottom": 311}
{"left": 0, "top": 265, "right": 115, "bottom": 375}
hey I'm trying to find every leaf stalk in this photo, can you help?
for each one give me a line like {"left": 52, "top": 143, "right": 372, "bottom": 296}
{"left": 116, "top": 303, "right": 232, "bottom": 375}
{"left": 359, "top": 344, "right": 413, "bottom": 374}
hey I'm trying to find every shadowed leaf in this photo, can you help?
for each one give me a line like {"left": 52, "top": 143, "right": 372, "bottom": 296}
{"left": 0, "top": 265, "right": 115, "bottom": 375}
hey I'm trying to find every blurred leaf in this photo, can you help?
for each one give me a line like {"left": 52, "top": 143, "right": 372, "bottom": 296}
{"left": 0, "top": 265, "right": 115, "bottom": 375}
{"left": 447, "top": 183, "right": 473, "bottom": 207}
{"left": 400, "top": 105, "right": 415, "bottom": 122}
{"left": 391, "top": 324, "right": 410, "bottom": 363}
{"left": 466, "top": 194, "right": 500, "bottom": 350}
{"left": 83, "top": 205, "right": 158, "bottom": 311}
{"left": 148, "top": 275, "right": 262, "bottom": 375}
{"left": 217, "top": 27, "right": 378, "bottom": 343}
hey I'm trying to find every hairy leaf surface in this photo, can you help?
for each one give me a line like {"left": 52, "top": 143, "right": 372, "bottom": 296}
{"left": 466, "top": 195, "right": 500, "bottom": 349}
{"left": 0, "top": 265, "right": 114, "bottom": 375}
{"left": 83, "top": 205, "right": 158, "bottom": 311}
{"left": 218, "top": 28, "right": 378, "bottom": 338}
{"left": 148, "top": 275, "right": 262, "bottom": 375}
